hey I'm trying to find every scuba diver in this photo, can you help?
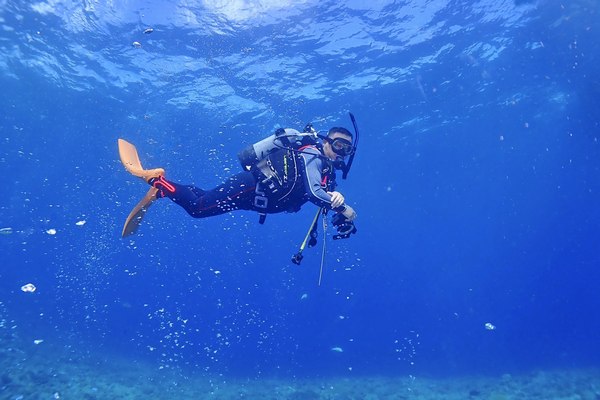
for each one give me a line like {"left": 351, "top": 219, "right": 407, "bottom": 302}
{"left": 118, "top": 115, "right": 360, "bottom": 246}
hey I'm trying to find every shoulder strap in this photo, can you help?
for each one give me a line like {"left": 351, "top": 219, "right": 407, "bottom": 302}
{"left": 297, "top": 144, "right": 319, "bottom": 152}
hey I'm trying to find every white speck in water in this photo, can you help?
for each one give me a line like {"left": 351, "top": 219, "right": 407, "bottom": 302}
{"left": 21, "top": 283, "right": 36, "bottom": 293}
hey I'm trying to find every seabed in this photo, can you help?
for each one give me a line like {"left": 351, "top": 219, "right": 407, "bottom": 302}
{"left": 1, "top": 339, "right": 598, "bottom": 400}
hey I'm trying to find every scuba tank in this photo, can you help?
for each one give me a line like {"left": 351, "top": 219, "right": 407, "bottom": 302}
{"left": 237, "top": 127, "right": 318, "bottom": 172}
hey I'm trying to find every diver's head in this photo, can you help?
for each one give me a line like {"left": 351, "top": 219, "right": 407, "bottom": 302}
{"left": 323, "top": 127, "right": 353, "bottom": 161}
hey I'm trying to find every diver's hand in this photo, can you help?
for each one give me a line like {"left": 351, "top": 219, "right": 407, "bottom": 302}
{"left": 327, "top": 191, "right": 345, "bottom": 208}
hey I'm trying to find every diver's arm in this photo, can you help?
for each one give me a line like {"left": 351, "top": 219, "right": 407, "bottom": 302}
{"left": 338, "top": 204, "right": 356, "bottom": 220}
{"left": 300, "top": 149, "right": 357, "bottom": 220}
{"left": 300, "top": 149, "right": 335, "bottom": 208}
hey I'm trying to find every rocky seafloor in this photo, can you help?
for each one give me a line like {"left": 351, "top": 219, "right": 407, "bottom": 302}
{"left": 2, "top": 336, "right": 599, "bottom": 400}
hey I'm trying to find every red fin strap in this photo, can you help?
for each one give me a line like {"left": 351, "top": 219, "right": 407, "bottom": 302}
{"left": 154, "top": 176, "right": 176, "bottom": 193}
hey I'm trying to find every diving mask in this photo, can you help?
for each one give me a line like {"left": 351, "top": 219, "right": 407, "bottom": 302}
{"left": 324, "top": 136, "right": 354, "bottom": 157}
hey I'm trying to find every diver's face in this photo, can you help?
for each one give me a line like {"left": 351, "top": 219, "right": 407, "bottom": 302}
{"left": 324, "top": 132, "right": 353, "bottom": 161}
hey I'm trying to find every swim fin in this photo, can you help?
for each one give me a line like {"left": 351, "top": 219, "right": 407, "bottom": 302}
{"left": 118, "top": 138, "right": 165, "bottom": 182}
{"left": 122, "top": 187, "right": 159, "bottom": 237}
{"left": 118, "top": 139, "right": 165, "bottom": 237}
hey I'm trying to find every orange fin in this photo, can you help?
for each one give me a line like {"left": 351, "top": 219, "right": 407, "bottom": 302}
{"left": 118, "top": 138, "right": 144, "bottom": 173}
{"left": 122, "top": 187, "right": 159, "bottom": 237}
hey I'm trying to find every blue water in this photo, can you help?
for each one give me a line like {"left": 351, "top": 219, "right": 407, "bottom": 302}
{"left": 1, "top": 0, "right": 599, "bottom": 381}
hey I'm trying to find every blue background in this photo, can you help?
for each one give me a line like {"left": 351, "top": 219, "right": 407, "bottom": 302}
{"left": 1, "top": 0, "right": 599, "bottom": 379}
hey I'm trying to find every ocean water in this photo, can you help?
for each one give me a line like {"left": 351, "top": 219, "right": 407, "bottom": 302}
{"left": 1, "top": 0, "right": 600, "bottom": 398}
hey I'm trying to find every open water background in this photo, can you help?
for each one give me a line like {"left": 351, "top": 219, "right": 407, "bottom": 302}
{"left": 1, "top": 0, "right": 599, "bottom": 380}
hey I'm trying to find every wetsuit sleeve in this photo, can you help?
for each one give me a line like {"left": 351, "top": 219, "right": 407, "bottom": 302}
{"left": 300, "top": 148, "right": 334, "bottom": 208}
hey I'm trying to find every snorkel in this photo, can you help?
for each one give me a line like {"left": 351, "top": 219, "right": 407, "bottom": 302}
{"left": 342, "top": 112, "right": 360, "bottom": 179}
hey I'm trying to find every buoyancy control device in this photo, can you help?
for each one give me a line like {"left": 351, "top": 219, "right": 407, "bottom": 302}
{"left": 237, "top": 127, "right": 318, "bottom": 172}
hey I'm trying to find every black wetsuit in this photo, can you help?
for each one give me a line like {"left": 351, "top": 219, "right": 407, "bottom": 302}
{"left": 150, "top": 146, "right": 338, "bottom": 219}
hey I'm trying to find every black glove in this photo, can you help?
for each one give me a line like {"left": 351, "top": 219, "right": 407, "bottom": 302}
{"left": 332, "top": 213, "right": 357, "bottom": 240}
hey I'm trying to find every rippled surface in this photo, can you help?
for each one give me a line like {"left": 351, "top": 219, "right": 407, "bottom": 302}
{"left": 1, "top": 0, "right": 540, "bottom": 123}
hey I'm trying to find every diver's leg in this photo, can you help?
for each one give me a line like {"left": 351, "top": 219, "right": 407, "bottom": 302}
{"left": 149, "top": 172, "right": 257, "bottom": 218}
